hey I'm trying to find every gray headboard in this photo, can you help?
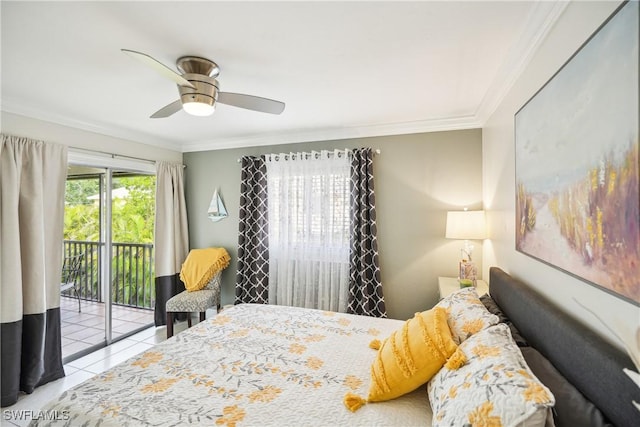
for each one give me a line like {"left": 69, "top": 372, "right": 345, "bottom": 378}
{"left": 489, "top": 267, "right": 639, "bottom": 427}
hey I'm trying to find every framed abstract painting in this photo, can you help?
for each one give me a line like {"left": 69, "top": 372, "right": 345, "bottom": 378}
{"left": 515, "top": 1, "right": 639, "bottom": 305}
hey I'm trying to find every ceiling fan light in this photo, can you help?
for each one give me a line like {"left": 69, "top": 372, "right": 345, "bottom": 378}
{"left": 183, "top": 101, "right": 215, "bottom": 117}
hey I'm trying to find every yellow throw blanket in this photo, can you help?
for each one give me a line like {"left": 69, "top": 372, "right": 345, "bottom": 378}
{"left": 180, "top": 247, "right": 230, "bottom": 292}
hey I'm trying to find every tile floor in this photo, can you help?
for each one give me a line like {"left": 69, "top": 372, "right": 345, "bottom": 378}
{"left": 1, "top": 311, "right": 209, "bottom": 427}
{"left": 60, "top": 296, "right": 155, "bottom": 360}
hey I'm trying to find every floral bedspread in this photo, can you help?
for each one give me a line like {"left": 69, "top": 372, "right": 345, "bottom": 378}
{"left": 33, "top": 304, "right": 431, "bottom": 426}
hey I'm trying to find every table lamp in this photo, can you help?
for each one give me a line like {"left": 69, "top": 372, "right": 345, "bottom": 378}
{"left": 446, "top": 208, "right": 486, "bottom": 285}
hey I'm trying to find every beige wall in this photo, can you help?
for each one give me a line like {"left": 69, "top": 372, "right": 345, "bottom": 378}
{"left": 482, "top": 0, "right": 638, "bottom": 349}
{"left": 1, "top": 112, "right": 182, "bottom": 163}
{"left": 184, "top": 129, "right": 482, "bottom": 320}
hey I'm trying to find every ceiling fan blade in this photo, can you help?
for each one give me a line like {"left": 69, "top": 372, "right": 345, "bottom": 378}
{"left": 122, "top": 49, "right": 195, "bottom": 89}
{"left": 150, "top": 100, "right": 183, "bottom": 118}
{"left": 218, "top": 92, "right": 285, "bottom": 115}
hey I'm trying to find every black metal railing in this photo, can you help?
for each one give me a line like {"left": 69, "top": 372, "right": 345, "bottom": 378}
{"left": 63, "top": 240, "right": 102, "bottom": 302}
{"left": 62, "top": 240, "right": 154, "bottom": 310}
{"left": 112, "top": 242, "right": 155, "bottom": 310}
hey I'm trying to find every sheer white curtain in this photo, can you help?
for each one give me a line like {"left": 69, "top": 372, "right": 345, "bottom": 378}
{"left": 265, "top": 150, "right": 350, "bottom": 312}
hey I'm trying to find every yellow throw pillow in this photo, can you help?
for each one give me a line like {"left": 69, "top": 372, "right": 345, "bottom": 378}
{"left": 345, "top": 306, "right": 459, "bottom": 411}
{"left": 180, "top": 247, "right": 230, "bottom": 292}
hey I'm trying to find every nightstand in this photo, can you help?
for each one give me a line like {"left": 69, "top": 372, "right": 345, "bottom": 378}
{"left": 438, "top": 276, "right": 488, "bottom": 300}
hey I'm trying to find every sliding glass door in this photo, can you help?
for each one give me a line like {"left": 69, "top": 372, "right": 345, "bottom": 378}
{"left": 61, "top": 156, "right": 156, "bottom": 363}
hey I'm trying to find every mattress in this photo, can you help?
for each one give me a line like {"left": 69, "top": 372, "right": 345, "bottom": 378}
{"left": 33, "top": 304, "right": 432, "bottom": 426}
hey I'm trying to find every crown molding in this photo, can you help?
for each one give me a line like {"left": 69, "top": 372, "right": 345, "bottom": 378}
{"left": 1, "top": 100, "right": 182, "bottom": 152}
{"left": 3, "top": 100, "right": 480, "bottom": 153}
{"left": 181, "top": 115, "right": 482, "bottom": 152}
{"left": 474, "top": 0, "right": 569, "bottom": 123}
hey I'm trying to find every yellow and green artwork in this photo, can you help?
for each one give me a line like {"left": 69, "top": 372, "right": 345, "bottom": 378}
{"left": 515, "top": 1, "right": 638, "bottom": 304}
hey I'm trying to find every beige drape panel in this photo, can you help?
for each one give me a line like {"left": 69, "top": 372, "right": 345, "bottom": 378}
{"left": 153, "top": 161, "right": 189, "bottom": 326}
{"left": 1, "top": 134, "right": 67, "bottom": 407}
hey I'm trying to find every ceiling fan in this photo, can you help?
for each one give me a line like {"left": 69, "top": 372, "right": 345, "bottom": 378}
{"left": 122, "top": 49, "right": 285, "bottom": 118}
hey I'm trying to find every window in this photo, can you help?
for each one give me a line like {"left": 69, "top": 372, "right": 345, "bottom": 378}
{"left": 265, "top": 150, "right": 350, "bottom": 311}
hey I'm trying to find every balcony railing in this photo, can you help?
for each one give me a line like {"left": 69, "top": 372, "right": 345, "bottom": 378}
{"left": 63, "top": 240, "right": 155, "bottom": 310}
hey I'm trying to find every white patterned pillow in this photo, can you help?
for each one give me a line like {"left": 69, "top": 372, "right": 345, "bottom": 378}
{"left": 435, "top": 286, "right": 499, "bottom": 344}
{"left": 428, "top": 323, "right": 555, "bottom": 427}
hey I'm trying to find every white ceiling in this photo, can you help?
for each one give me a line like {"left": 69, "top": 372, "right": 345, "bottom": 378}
{"left": 1, "top": 1, "right": 567, "bottom": 153}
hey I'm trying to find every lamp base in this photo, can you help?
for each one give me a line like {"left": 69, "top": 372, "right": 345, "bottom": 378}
{"left": 459, "top": 278, "right": 474, "bottom": 288}
{"left": 459, "top": 260, "right": 477, "bottom": 286}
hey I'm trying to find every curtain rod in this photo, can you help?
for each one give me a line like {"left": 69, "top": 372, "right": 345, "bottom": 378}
{"left": 68, "top": 147, "right": 185, "bottom": 168}
{"left": 236, "top": 148, "right": 381, "bottom": 163}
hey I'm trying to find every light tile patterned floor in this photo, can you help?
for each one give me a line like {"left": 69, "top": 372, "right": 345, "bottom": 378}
{"left": 60, "top": 296, "right": 155, "bottom": 360}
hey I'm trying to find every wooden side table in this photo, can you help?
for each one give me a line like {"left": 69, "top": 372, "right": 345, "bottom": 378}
{"left": 438, "top": 276, "right": 488, "bottom": 300}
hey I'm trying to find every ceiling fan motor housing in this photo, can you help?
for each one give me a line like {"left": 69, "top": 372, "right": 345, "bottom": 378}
{"left": 179, "top": 74, "right": 219, "bottom": 107}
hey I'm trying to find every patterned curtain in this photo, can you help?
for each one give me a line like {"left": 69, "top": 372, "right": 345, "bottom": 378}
{"left": 347, "top": 148, "right": 387, "bottom": 317}
{"left": 153, "top": 161, "right": 189, "bottom": 326}
{"left": 235, "top": 156, "right": 270, "bottom": 304}
{"left": 1, "top": 135, "right": 67, "bottom": 406}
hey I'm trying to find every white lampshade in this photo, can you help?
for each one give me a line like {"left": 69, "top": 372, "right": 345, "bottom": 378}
{"left": 446, "top": 210, "right": 486, "bottom": 240}
{"left": 183, "top": 101, "right": 215, "bottom": 117}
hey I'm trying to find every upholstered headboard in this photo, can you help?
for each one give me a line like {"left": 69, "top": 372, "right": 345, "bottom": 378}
{"left": 489, "top": 267, "right": 639, "bottom": 427}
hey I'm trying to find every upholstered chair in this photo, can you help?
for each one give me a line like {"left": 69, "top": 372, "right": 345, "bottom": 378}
{"left": 165, "top": 271, "right": 221, "bottom": 338}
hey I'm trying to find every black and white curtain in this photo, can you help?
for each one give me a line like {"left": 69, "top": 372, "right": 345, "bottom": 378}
{"left": 153, "top": 161, "right": 189, "bottom": 326}
{"left": 347, "top": 148, "right": 386, "bottom": 317}
{"left": 235, "top": 156, "right": 270, "bottom": 304}
{"left": 235, "top": 148, "right": 386, "bottom": 317}
{"left": 1, "top": 135, "right": 68, "bottom": 407}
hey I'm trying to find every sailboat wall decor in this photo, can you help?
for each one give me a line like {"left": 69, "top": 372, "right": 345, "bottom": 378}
{"left": 207, "top": 189, "right": 228, "bottom": 222}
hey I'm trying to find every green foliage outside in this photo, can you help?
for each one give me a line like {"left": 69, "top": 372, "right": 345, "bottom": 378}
{"left": 64, "top": 175, "right": 155, "bottom": 243}
{"left": 64, "top": 174, "right": 156, "bottom": 308}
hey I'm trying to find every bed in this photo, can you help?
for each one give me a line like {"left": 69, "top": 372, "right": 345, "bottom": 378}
{"left": 34, "top": 304, "right": 431, "bottom": 426}
{"left": 486, "top": 267, "right": 639, "bottom": 427}
{"left": 32, "top": 267, "right": 638, "bottom": 426}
